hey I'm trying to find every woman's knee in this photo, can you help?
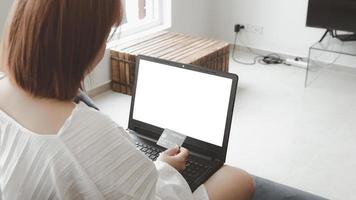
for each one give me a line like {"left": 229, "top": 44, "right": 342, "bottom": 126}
{"left": 204, "top": 165, "right": 255, "bottom": 200}
{"left": 222, "top": 165, "right": 255, "bottom": 195}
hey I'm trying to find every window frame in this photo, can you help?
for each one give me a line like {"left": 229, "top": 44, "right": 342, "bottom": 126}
{"left": 108, "top": 0, "right": 171, "bottom": 47}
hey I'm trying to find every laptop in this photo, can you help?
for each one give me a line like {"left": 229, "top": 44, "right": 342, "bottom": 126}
{"left": 128, "top": 55, "right": 238, "bottom": 192}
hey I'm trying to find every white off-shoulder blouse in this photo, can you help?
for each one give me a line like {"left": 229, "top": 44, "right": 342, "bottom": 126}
{"left": 0, "top": 92, "right": 208, "bottom": 200}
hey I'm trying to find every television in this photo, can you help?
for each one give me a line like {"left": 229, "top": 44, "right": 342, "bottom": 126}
{"left": 306, "top": 0, "right": 356, "bottom": 41}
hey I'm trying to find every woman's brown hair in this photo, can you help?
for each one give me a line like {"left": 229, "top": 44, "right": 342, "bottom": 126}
{"left": 1, "top": 0, "right": 122, "bottom": 101}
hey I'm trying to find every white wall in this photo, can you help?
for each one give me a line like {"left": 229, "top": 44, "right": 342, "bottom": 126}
{"left": 210, "top": 0, "right": 325, "bottom": 57}
{"left": 84, "top": 50, "right": 111, "bottom": 91}
{"left": 0, "top": 0, "right": 12, "bottom": 39}
{"left": 170, "top": 0, "right": 325, "bottom": 57}
{"left": 169, "top": 0, "right": 213, "bottom": 38}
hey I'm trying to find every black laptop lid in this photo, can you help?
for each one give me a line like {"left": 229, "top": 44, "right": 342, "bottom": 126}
{"left": 128, "top": 55, "right": 238, "bottom": 162}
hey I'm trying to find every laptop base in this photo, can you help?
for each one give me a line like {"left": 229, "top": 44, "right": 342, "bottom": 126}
{"left": 130, "top": 133, "right": 223, "bottom": 192}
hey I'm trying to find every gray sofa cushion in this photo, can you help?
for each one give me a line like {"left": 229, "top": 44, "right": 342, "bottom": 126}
{"left": 252, "top": 176, "right": 328, "bottom": 200}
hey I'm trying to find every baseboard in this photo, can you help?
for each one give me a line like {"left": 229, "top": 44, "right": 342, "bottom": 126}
{"left": 230, "top": 44, "right": 298, "bottom": 60}
{"left": 86, "top": 82, "right": 111, "bottom": 98}
{"left": 231, "top": 44, "right": 356, "bottom": 70}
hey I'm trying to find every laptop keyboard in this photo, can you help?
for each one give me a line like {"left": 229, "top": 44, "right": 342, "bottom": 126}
{"left": 135, "top": 142, "right": 161, "bottom": 161}
{"left": 182, "top": 160, "right": 209, "bottom": 182}
{"left": 135, "top": 142, "right": 209, "bottom": 182}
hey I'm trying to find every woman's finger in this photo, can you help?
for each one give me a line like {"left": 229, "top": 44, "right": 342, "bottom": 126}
{"left": 164, "top": 146, "right": 180, "bottom": 156}
{"left": 175, "top": 147, "right": 189, "bottom": 161}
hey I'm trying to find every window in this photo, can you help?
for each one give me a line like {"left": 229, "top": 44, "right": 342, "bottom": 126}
{"left": 122, "top": 0, "right": 157, "bottom": 26}
{"left": 108, "top": 0, "right": 171, "bottom": 43}
{"left": 138, "top": 0, "right": 147, "bottom": 20}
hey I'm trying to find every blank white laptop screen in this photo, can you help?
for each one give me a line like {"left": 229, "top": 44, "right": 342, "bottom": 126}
{"left": 133, "top": 59, "right": 233, "bottom": 147}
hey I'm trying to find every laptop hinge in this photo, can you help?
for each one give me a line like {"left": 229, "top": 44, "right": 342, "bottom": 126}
{"left": 189, "top": 151, "right": 214, "bottom": 161}
{"left": 129, "top": 129, "right": 217, "bottom": 161}
{"left": 127, "top": 129, "right": 160, "bottom": 142}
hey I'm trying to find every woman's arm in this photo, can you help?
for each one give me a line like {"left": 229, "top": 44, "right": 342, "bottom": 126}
{"left": 73, "top": 90, "right": 99, "bottom": 110}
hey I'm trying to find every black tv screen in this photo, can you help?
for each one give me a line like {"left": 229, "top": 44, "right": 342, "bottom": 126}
{"left": 307, "top": 0, "right": 356, "bottom": 33}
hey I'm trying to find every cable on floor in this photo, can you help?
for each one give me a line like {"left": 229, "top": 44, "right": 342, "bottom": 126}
{"left": 232, "top": 32, "right": 286, "bottom": 66}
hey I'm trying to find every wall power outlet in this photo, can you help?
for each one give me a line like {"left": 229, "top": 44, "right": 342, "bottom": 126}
{"left": 245, "top": 24, "right": 264, "bottom": 35}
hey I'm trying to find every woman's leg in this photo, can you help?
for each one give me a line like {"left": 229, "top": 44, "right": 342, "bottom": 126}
{"left": 204, "top": 165, "right": 255, "bottom": 200}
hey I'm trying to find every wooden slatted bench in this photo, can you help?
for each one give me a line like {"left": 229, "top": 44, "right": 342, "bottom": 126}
{"left": 110, "top": 31, "right": 230, "bottom": 95}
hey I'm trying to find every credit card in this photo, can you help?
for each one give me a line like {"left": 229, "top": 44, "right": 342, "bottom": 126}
{"left": 157, "top": 129, "right": 187, "bottom": 149}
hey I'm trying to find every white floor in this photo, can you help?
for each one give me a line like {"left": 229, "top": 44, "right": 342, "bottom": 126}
{"left": 93, "top": 53, "right": 356, "bottom": 200}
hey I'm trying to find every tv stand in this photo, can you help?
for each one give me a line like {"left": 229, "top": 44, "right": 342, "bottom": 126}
{"left": 335, "top": 33, "right": 356, "bottom": 42}
{"left": 305, "top": 41, "right": 356, "bottom": 87}
{"left": 319, "top": 29, "right": 356, "bottom": 42}
{"left": 319, "top": 29, "right": 334, "bottom": 43}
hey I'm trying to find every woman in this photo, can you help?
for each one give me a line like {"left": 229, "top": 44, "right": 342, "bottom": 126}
{"left": 0, "top": 0, "right": 254, "bottom": 199}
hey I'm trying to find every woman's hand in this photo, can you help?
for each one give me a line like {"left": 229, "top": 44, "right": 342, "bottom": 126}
{"left": 158, "top": 146, "right": 189, "bottom": 172}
